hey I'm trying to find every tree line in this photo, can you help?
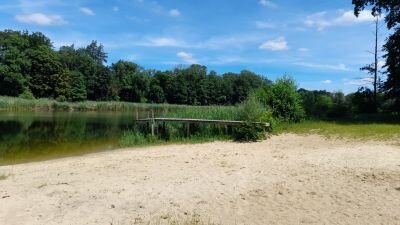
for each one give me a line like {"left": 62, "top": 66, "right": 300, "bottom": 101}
{"left": 0, "top": 25, "right": 399, "bottom": 117}
{"left": 0, "top": 30, "right": 270, "bottom": 105}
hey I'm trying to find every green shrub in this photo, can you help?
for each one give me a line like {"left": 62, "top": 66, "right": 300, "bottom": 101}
{"left": 119, "top": 130, "right": 158, "bottom": 147}
{"left": 233, "top": 96, "right": 271, "bottom": 142}
{"left": 119, "top": 130, "right": 147, "bottom": 146}
{"left": 19, "top": 89, "right": 35, "bottom": 100}
{"left": 252, "top": 76, "right": 304, "bottom": 122}
{"left": 233, "top": 122, "right": 266, "bottom": 142}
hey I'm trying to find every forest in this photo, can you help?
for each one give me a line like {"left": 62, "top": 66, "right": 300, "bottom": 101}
{"left": 0, "top": 29, "right": 399, "bottom": 122}
{"left": 0, "top": 30, "right": 270, "bottom": 105}
{"left": 1, "top": 1, "right": 400, "bottom": 121}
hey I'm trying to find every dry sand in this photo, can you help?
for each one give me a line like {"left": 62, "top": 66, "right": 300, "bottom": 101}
{"left": 0, "top": 134, "right": 400, "bottom": 225}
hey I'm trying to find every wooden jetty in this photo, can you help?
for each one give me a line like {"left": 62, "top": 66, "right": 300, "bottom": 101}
{"left": 135, "top": 117, "right": 271, "bottom": 136}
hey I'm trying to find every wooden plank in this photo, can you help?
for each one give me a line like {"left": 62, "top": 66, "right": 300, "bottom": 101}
{"left": 135, "top": 118, "right": 270, "bottom": 127}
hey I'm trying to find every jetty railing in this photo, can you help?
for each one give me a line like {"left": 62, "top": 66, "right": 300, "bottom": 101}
{"left": 135, "top": 117, "right": 271, "bottom": 136}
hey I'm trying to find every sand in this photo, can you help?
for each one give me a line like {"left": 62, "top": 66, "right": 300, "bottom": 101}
{"left": 0, "top": 134, "right": 400, "bottom": 225}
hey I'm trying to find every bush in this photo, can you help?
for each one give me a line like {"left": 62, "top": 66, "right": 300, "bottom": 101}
{"left": 233, "top": 122, "right": 266, "bottom": 142}
{"left": 119, "top": 130, "right": 155, "bottom": 146}
{"left": 19, "top": 89, "right": 35, "bottom": 100}
{"left": 233, "top": 96, "right": 271, "bottom": 142}
{"left": 254, "top": 76, "right": 305, "bottom": 122}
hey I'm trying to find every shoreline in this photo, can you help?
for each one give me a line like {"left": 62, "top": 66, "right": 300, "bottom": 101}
{"left": 1, "top": 134, "right": 399, "bottom": 225}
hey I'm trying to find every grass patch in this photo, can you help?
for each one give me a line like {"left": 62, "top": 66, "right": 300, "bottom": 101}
{"left": 274, "top": 120, "right": 400, "bottom": 140}
{"left": 0, "top": 174, "right": 9, "bottom": 181}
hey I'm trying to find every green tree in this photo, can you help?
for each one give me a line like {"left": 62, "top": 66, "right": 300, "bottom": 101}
{"left": 0, "top": 30, "right": 31, "bottom": 96}
{"left": 353, "top": 0, "right": 400, "bottom": 111}
{"left": 88, "top": 66, "right": 112, "bottom": 101}
{"left": 269, "top": 77, "right": 304, "bottom": 121}
{"left": 148, "top": 78, "right": 165, "bottom": 103}
{"left": 68, "top": 70, "right": 87, "bottom": 102}
{"left": 82, "top": 40, "right": 108, "bottom": 64}
{"left": 27, "top": 46, "right": 65, "bottom": 98}
{"left": 153, "top": 71, "right": 175, "bottom": 103}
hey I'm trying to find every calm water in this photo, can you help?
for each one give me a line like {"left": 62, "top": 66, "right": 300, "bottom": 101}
{"left": 0, "top": 112, "right": 154, "bottom": 165}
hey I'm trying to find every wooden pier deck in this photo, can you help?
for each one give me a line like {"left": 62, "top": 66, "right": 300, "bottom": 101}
{"left": 136, "top": 118, "right": 270, "bottom": 126}
{"left": 135, "top": 118, "right": 270, "bottom": 136}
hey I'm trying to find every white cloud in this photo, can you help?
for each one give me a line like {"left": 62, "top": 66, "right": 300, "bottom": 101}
{"left": 259, "top": 0, "right": 277, "bottom": 8}
{"left": 305, "top": 10, "right": 378, "bottom": 30}
{"left": 80, "top": 7, "right": 95, "bottom": 16}
{"left": 169, "top": 9, "right": 180, "bottom": 17}
{"left": 177, "top": 51, "right": 198, "bottom": 64}
{"left": 145, "top": 37, "right": 186, "bottom": 47}
{"left": 336, "top": 10, "right": 377, "bottom": 24}
{"left": 343, "top": 77, "right": 373, "bottom": 86}
{"left": 295, "top": 62, "right": 351, "bottom": 71}
{"left": 15, "top": 13, "right": 66, "bottom": 26}
{"left": 378, "top": 60, "right": 385, "bottom": 69}
{"left": 113, "top": 6, "right": 119, "bottom": 12}
{"left": 106, "top": 33, "right": 268, "bottom": 50}
{"left": 322, "top": 80, "right": 332, "bottom": 84}
{"left": 298, "top": 48, "right": 309, "bottom": 52}
{"left": 210, "top": 56, "right": 276, "bottom": 65}
{"left": 259, "top": 37, "right": 288, "bottom": 51}
{"left": 255, "top": 21, "right": 275, "bottom": 29}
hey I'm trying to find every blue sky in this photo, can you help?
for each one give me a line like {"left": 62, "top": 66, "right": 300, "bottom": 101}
{"left": 0, "top": 0, "right": 390, "bottom": 93}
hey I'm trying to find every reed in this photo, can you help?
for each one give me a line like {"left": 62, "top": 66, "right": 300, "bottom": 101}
{"left": 0, "top": 96, "right": 188, "bottom": 112}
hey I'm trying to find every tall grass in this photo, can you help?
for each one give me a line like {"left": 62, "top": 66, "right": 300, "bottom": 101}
{"left": 0, "top": 96, "right": 187, "bottom": 112}
{"left": 119, "top": 100, "right": 273, "bottom": 146}
{"left": 160, "top": 105, "right": 240, "bottom": 120}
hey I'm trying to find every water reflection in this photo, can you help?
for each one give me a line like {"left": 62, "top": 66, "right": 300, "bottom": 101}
{"left": 0, "top": 112, "right": 145, "bottom": 165}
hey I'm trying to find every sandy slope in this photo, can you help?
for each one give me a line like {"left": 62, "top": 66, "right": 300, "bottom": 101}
{"left": 0, "top": 134, "right": 400, "bottom": 225}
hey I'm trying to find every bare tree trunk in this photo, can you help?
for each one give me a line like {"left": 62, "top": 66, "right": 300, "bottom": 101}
{"left": 374, "top": 17, "right": 378, "bottom": 111}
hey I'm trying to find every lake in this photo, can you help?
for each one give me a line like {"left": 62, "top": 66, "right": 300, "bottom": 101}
{"left": 0, "top": 112, "right": 152, "bottom": 165}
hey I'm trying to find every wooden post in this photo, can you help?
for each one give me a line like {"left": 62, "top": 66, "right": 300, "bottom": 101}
{"left": 151, "top": 119, "right": 155, "bottom": 136}
{"left": 186, "top": 123, "right": 190, "bottom": 137}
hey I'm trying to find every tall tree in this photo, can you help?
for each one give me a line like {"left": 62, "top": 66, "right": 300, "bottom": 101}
{"left": 353, "top": 0, "right": 400, "bottom": 111}
{"left": 360, "top": 16, "right": 380, "bottom": 111}
{"left": 0, "top": 30, "right": 30, "bottom": 96}
{"left": 82, "top": 41, "right": 108, "bottom": 64}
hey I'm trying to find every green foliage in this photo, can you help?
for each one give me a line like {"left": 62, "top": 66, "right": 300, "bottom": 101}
{"left": 383, "top": 28, "right": 400, "bottom": 111}
{"left": 119, "top": 130, "right": 156, "bottom": 146}
{"left": 254, "top": 77, "right": 304, "bottom": 122}
{"left": 353, "top": 0, "right": 400, "bottom": 112}
{"left": 232, "top": 97, "right": 272, "bottom": 142}
{"left": 236, "top": 96, "right": 270, "bottom": 122}
{"left": 68, "top": 70, "right": 87, "bottom": 102}
{"left": 83, "top": 40, "right": 108, "bottom": 64}
{"left": 18, "top": 89, "right": 35, "bottom": 100}
{"left": 148, "top": 82, "right": 165, "bottom": 103}
{"left": 348, "top": 87, "right": 376, "bottom": 113}
{"left": 0, "top": 29, "right": 272, "bottom": 106}
{"left": 233, "top": 123, "right": 266, "bottom": 142}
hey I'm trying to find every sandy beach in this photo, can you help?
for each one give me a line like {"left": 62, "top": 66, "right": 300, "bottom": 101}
{"left": 1, "top": 134, "right": 399, "bottom": 225}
